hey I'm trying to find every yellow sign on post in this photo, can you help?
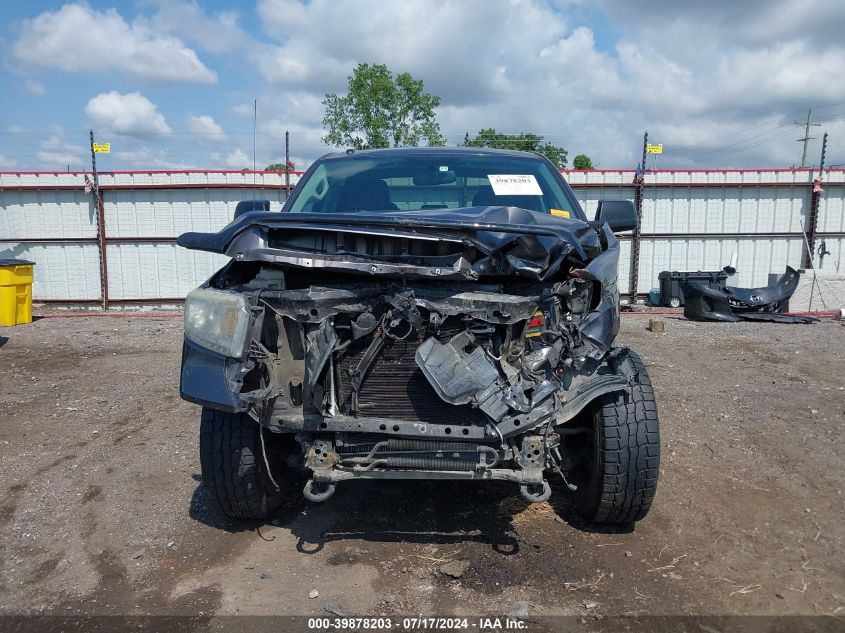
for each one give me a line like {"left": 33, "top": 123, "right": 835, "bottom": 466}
{"left": 92, "top": 143, "right": 110, "bottom": 153}
{"left": 646, "top": 143, "right": 663, "bottom": 154}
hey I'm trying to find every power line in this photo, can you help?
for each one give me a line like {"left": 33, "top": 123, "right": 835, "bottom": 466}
{"left": 676, "top": 126, "right": 793, "bottom": 165}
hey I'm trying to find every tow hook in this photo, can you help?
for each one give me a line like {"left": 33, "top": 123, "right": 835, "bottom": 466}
{"left": 519, "top": 480, "right": 552, "bottom": 503}
{"left": 303, "top": 479, "right": 336, "bottom": 502}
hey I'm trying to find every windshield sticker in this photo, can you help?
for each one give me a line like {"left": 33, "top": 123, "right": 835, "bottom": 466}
{"left": 487, "top": 174, "right": 543, "bottom": 196}
{"left": 550, "top": 208, "right": 571, "bottom": 218}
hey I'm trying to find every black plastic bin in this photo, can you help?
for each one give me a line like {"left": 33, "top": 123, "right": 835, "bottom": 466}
{"left": 658, "top": 270, "right": 728, "bottom": 307}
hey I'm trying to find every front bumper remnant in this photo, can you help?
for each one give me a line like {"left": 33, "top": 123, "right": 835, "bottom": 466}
{"left": 681, "top": 266, "right": 817, "bottom": 324}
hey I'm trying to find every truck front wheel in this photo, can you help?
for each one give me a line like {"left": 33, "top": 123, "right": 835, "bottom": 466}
{"left": 571, "top": 350, "right": 660, "bottom": 524}
{"left": 199, "top": 408, "right": 288, "bottom": 520}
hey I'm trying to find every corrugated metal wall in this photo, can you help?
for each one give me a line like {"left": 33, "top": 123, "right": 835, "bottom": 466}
{"left": 565, "top": 168, "right": 843, "bottom": 292}
{"left": 0, "top": 170, "right": 298, "bottom": 302}
{"left": 1, "top": 168, "right": 843, "bottom": 302}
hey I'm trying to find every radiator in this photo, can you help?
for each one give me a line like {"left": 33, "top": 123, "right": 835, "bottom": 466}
{"left": 336, "top": 327, "right": 485, "bottom": 426}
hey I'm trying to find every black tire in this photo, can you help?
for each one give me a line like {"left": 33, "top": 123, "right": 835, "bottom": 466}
{"left": 199, "top": 408, "right": 287, "bottom": 520}
{"left": 573, "top": 350, "right": 660, "bottom": 524}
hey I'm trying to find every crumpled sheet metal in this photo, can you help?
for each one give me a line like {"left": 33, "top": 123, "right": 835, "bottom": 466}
{"left": 681, "top": 267, "right": 816, "bottom": 324}
{"left": 183, "top": 205, "right": 624, "bottom": 356}
{"left": 177, "top": 206, "right": 601, "bottom": 282}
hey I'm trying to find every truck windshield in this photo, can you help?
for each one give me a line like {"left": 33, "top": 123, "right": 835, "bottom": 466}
{"left": 285, "top": 153, "right": 582, "bottom": 219}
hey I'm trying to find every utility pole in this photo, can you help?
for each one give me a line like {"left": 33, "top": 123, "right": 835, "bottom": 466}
{"left": 252, "top": 99, "right": 257, "bottom": 196}
{"left": 795, "top": 109, "right": 821, "bottom": 168}
{"left": 629, "top": 131, "right": 648, "bottom": 303}
{"left": 803, "top": 132, "right": 828, "bottom": 269}
{"left": 285, "top": 130, "right": 290, "bottom": 198}
{"left": 819, "top": 131, "right": 828, "bottom": 174}
{"left": 89, "top": 129, "right": 109, "bottom": 310}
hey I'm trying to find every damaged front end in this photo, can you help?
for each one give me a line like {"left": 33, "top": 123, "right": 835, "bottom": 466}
{"left": 178, "top": 207, "right": 641, "bottom": 503}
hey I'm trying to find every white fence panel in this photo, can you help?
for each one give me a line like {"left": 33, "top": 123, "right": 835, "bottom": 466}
{"left": 105, "top": 187, "right": 288, "bottom": 237}
{"left": 1, "top": 168, "right": 843, "bottom": 303}
{"left": 0, "top": 243, "right": 102, "bottom": 300}
{"left": 107, "top": 244, "right": 230, "bottom": 300}
{"left": 0, "top": 190, "right": 96, "bottom": 239}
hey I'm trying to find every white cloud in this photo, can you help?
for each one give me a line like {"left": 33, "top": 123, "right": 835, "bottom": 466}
{"left": 257, "top": 0, "right": 309, "bottom": 36}
{"left": 140, "top": 0, "right": 245, "bottom": 55}
{"left": 14, "top": 0, "right": 844, "bottom": 170}
{"left": 23, "top": 80, "right": 46, "bottom": 96}
{"left": 253, "top": 0, "right": 569, "bottom": 104}
{"left": 185, "top": 114, "right": 227, "bottom": 140}
{"left": 231, "top": 103, "right": 254, "bottom": 118}
{"left": 35, "top": 151, "right": 80, "bottom": 168}
{"left": 225, "top": 149, "right": 251, "bottom": 169}
{"left": 14, "top": 3, "right": 216, "bottom": 83}
{"left": 113, "top": 148, "right": 194, "bottom": 169}
{"left": 0, "top": 154, "right": 18, "bottom": 169}
{"left": 253, "top": 0, "right": 845, "bottom": 168}
{"left": 36, "top": 136, "right": 87, "bottom": 169}
{"left": 86, "top": 92, "right": 172, "bottom": 136}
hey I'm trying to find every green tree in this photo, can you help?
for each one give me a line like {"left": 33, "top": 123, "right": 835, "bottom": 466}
{"left": 572, "top": 154, "right": 594, "bottom": 170}
{"left": 264, "top": 160, "right": 295, "bottom": 172}
{"left": 322, "top": 63, "right": 445, "bottom": 149}
{"left": 463, "top": 128, "right": 568, "bottom": 168}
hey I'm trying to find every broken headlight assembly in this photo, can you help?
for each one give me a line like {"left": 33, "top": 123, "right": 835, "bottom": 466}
{"left": 184, "top": 287, "right": 252, "bottom": 358}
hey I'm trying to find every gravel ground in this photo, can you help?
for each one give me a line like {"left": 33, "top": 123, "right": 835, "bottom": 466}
{"left": 0, "top": 312, "right": 843, "bottom": 629}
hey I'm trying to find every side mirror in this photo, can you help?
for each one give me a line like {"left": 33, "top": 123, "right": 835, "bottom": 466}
{"left": 595, "top": 199, "right": 637, "bottom": 232}
{"left": 234, "top": 199, "right": 270, "bottom": 219}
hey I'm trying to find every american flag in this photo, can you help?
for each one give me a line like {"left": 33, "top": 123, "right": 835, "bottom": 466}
{"left": 84, "top": 173, "right": 94, "bottom": 194}
{"left": 633, "top": 162, "right": 645, "bottom": 185}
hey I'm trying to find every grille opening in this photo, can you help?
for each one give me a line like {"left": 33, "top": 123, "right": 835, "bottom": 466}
{"left": 335, "top": 319, "right": 486, "bottom": 427}
{"left": 268, "top": 229, "right": 465, "bottom": 258}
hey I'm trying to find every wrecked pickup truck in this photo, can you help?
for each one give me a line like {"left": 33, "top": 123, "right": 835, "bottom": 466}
{"left": 177, "top": 148, "right": 660, "bottom": 525}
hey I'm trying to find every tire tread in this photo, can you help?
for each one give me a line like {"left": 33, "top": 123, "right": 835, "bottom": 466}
{"left": 199, "top": 408, "right": 284, "bottom": 520}
{"left": 590, "top": 350, "right": 660, "bottom": 524}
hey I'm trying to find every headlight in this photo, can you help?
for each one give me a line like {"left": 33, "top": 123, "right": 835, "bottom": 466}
{"left": 184, "top": 288, "right": 252, "bottom": 358}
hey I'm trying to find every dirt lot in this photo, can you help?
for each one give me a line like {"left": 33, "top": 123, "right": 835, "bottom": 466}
{"left": 0, "top": 312, "right": 843, "bottom": 629}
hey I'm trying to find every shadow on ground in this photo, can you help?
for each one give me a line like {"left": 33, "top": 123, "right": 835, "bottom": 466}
{"left": 189, "top": 472, "right": 634, "bottom": 555}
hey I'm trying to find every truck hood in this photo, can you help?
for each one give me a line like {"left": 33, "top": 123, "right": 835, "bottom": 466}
{"left": 177, "top": 206, "right": 615, "bottom": 282}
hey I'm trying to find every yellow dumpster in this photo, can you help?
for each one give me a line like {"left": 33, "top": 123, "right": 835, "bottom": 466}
{"left": 0, "top": 259, "right": 35, "bottom": 326}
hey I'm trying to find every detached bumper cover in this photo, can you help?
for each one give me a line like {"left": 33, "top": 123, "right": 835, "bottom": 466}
{"left": 681, "top": 266, "right": 816, "bottom": 324}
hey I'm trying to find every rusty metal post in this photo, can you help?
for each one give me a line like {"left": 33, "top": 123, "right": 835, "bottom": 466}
{"left": 89, "top": 129, "right": 109, "bottom": 310}
{"left": 629, "top": 131, "right": 648, "bottom": 303}
{"left": 803, "top": 131, "right": 827, "bottom": 269}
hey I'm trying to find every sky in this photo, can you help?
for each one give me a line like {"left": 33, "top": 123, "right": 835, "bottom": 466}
{"left": 0, "top": 0, "right": 844, "bottom": 172}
